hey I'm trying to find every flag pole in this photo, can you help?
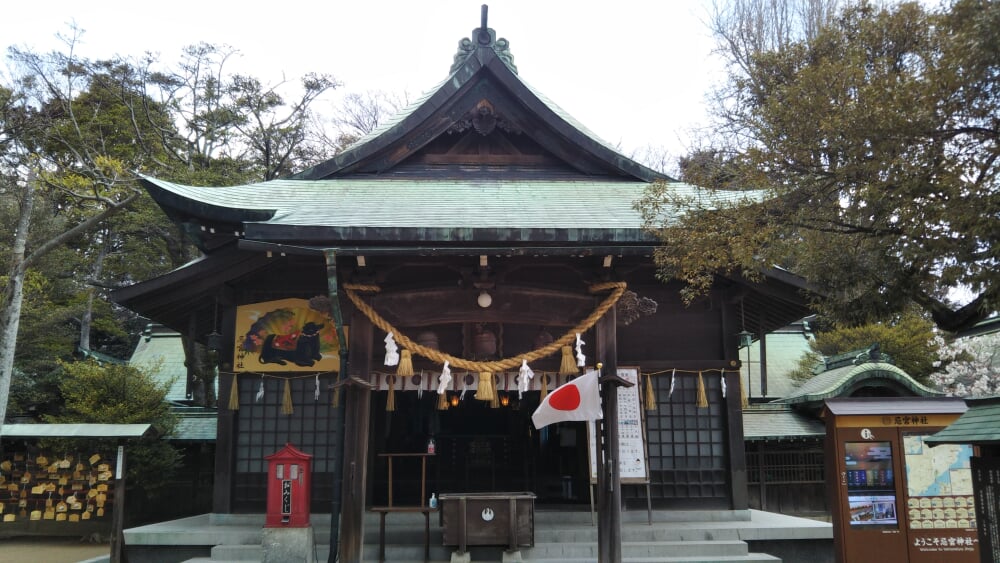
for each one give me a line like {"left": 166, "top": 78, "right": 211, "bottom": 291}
{"left": 599, "top": 363, "right": 633, "bottom": 563}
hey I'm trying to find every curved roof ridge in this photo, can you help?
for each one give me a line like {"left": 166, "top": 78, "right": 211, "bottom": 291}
{"left": 778, "top": 361, "right": 942, "bottom": 405}
{"left": 291, "top": 16, "right": 672, "bottom": 182}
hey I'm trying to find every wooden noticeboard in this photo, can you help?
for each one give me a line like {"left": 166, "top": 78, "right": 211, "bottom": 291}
{"left": 587, "top": 366, "right": 650, "bottom": 484}
{"left": 972, "top": 456, "right": 1000, "bottom": 563}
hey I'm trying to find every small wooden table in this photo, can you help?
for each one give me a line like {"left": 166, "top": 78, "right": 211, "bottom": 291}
{"left": 379, "top": 452, "right": 434, "bottom": 508}
{"left": 371, "top": 452, "right": 436, "bottom": 562}
{"left": 371, "top": 505, "right": 436, "bottom": 562}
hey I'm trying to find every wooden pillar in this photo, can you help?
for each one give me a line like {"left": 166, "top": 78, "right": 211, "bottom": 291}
{"left": 338, "top": 309, "right": 374, "bottom": 562}
{"left": 110, "top": 444, "right": 127, "bottom": 563}
{"left": 212, "top": 297, "right": 238, "bottom": 514}
{"left": 758, "top": 312, "right": 768, "bottom": 398}
{"left": 595, "top": 305, "right": 622, "bottom": 563}
{"left": 324, "top": 249, "right": 347, "bottom": 563}
{"left": 721, "top": 297, "right": 748, "bottom": 510}
{"left": 213, "top": 374, "right": 235, "bottom": 513}
{"left": 725, "top": 369, "right": 749, "bottom": 510}
{"left": 758, "top": 441, "right": 767, "bottom": 511}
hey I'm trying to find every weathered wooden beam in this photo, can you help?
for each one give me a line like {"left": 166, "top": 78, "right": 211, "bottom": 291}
{"left": 338, "top": 309, "right": 374, "bottom": 562}
{"left": 325, "top": 249, "right": 348, "bottom": 563}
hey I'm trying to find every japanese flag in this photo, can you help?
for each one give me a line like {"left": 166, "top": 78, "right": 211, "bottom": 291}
{"left": 531, "top": 369, "right": 603, "bottom": 429}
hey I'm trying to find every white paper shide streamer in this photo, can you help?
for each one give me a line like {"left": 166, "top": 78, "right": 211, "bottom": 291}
{"left": 575, "top": 333, "right": 586, "bottom": 367}
{"left": 384, "top": 333, "right": 399, "bottom": 366}
{"left": 437, "top": 361, "right": 453, "bottom": 394}
{"left": 518, "top": 359, "right": 534, "bottom": 399}
{"left": 256, "top": 376, "right": 265, "bottom": 402}
{"left": 315, "top": 375, "right": 321, "bottom": 401}
{"left": 668, "top": 368, "right": 676, "bottom": 398}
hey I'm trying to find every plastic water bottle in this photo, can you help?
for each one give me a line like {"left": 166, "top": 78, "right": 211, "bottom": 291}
{"left": 429, "top": 493, "right": 438, "bottom": 509}
{"left": 427, "top": 437, "right": 436, "bottom": 454}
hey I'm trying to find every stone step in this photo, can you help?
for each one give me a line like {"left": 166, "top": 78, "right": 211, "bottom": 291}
{"left": 527, "top": 540, "right": 751, "bottom": 559}
{"left": 359, "top": 540, "right": 763, "bottom": 562}
{"left": 186, "top": 541, "right": 779, "bottom": 563}
{"left": 531, "top": 557, "right": 781, "bottom": 563}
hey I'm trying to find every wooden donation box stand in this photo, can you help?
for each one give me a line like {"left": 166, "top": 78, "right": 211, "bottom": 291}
{"left": 263, "top": 443, "right": 315, "bottom": 563}
{"left": 439, "top": 492, "right": 535, "bottom": 559}
{"left": 825, "top": 398, "right": 980, "bottom": 563}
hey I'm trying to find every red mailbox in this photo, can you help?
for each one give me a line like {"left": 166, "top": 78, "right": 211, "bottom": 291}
{"left": 265, "top": 443, "right": 313, "bottom": 527}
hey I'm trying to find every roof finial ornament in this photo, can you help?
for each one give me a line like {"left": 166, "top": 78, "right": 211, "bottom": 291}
{"left": 477, "top": 5, "right": 491, "bottom": 45}
{"left": 451, "top": 4, "right": 518, "bottom": 74}
{"left": 480, "top": 5, "right": 489, "bottom": 40}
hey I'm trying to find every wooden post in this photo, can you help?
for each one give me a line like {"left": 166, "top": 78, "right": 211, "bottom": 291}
{"left": 595, "top": 305, "right": 623, "bottom": 563}
{"left": 110, "top": 444, "right": 127, "bottom": 563}
{"left": 725, "top": 369, "right": 749, "bottom": 510}
{"left": 213, "top": 303, "right": 236, "bottom": 514}
{"left": 338, "top": 310, "right": 374, "bottom": 562}
{"left": 722, "top": 298, "right": 749, "bottom": 510}
{"left": 325, "top": 249, "right": 347, "bottom": 563}
{"left": 758, "top": 311, "right": 768, "bottom": 397}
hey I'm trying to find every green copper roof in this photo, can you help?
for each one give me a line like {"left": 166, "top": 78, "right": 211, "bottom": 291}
{"left": 925, "top": 396, "right": 1000, "bottom": 446}
{"left": 778, "top": 362, "right": 942, "bottom": 406}
{"left": 129, "top": 325, "right": 189, "bottom": 402}
{"left": 743, "top": 404, "right": 825, "bottom": 441}
{"left": 140, "top": 175, "right": 748, "bottom": 245}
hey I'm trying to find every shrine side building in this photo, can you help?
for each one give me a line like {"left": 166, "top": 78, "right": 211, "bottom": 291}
{"left": 113, "top": 17, "right": 812, "bottom": 547}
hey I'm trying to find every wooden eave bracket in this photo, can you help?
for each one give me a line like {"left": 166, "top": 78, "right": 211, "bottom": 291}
{"left": 599, "top": 373, "right": 634, "bottom": 388}
{"left": 330, "top": 375, "right": 376, "bottom": 391}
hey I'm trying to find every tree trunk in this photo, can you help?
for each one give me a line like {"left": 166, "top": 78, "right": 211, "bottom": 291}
{"left": 79, "top": 231, "right": 109, "bottom": 353}
{"left": 0, "top": 179, "right": 35, "bottom": 430}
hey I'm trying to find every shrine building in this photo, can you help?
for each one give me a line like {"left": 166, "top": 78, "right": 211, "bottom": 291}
{"left": 112, "top": 12, "right": 816, "bottom": 561}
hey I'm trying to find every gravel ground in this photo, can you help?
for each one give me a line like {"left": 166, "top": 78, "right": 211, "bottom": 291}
{"left": 0, "top": 537, "right": 110, "bottom": 563}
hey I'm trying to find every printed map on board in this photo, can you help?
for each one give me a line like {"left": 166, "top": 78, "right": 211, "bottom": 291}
{"left": 903, "top": 434, "right": 974, "bottom": 497}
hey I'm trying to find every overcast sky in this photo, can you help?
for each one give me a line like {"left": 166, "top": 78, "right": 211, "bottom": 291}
{"left": 3, "top": 0, "right": 724, "bottom": 164}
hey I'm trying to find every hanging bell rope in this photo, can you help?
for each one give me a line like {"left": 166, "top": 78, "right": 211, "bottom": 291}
{"left": 332, "top": 387, "right": 341, "bottom": 408}
{"left": 386, "top": 375, "right": 396, "bottom": 411}
{"left": 397, "top": 349, "right": 414, "bottom": 376}
{"left": 476, "top": 372, "right": 495, "bottom": 401}
{"left": 644, "top": 374, "right": 657, "bottom": 411}
{"left": 228, "top": 375, "right": 240, "bottom": 411}
{"left": 281, "top": 379, "right": 294, "bottom": 414}
{"left": 540, "top": 373, "right": 549, "bottom": 400}
{"left": 695, "top": 371, "right": 709, "bottom": 408}
{"left": 559, "top": 346, "right": 577, "bottom": 376}
{"left": 342, "top": 281, "right": 627, "bottom": 373}
{"left": 437, "top": 391, "right": 449, "bottom": 410}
